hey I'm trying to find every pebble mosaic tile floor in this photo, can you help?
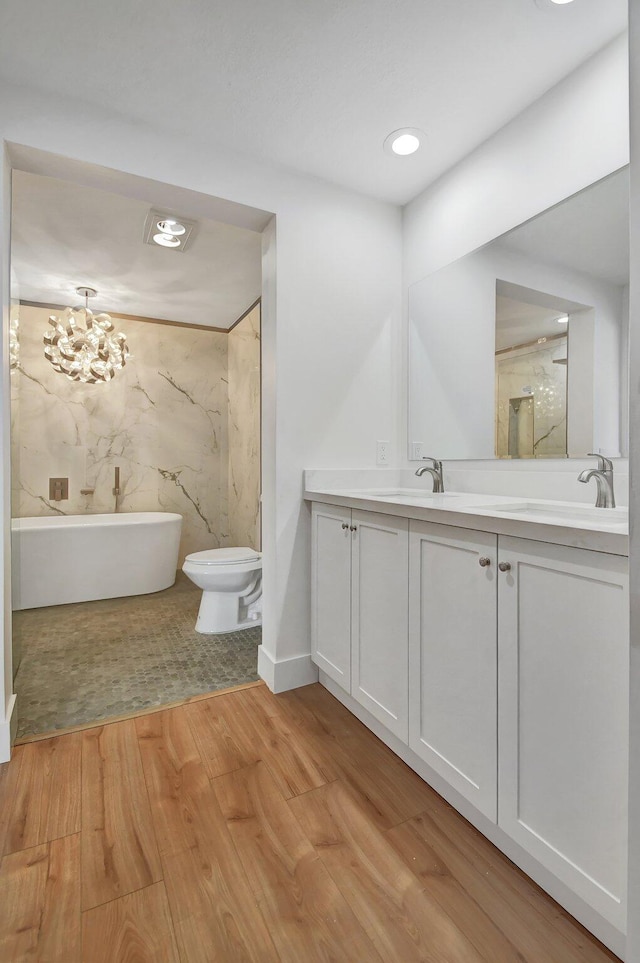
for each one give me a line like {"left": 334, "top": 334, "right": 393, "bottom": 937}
{"left": 13, "top": 573, "right": 260, "bottom": 738}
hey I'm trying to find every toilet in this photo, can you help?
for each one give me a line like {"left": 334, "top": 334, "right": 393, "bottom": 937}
{"left": 182, "top": 547, "right": 262, "bottom": 634}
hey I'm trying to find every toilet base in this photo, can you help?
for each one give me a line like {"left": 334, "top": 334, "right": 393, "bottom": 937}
{"left": 195, "top": 589, "right": 262, "bottom": 635}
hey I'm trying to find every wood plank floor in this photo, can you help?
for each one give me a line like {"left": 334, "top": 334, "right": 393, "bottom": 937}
{"left": 0, "top": 682, "right": 620, "bottom": 962}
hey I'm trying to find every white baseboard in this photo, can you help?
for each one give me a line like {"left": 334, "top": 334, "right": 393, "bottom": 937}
{"left": 0, "top": 692, "right": 17, "bottom": 763}
{"left": 257, "top": 647, "right": 318, "bottom": 693}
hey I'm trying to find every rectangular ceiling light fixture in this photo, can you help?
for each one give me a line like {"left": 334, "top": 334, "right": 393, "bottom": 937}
{"left": 143, "top": 209, "right": 198, "bottom": 253}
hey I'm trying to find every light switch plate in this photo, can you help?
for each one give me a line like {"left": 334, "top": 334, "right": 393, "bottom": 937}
{"left": 410, "top": 441, "right": 423, "bottom": 460}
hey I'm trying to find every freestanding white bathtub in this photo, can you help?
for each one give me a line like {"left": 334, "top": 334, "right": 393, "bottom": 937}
{"left": 11, "top": 512, "right": 183, "bottom": 610}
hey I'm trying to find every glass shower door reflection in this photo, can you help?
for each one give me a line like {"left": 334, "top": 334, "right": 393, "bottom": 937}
{"left": 508, "top": 396, "right": 534, "bottom": 459}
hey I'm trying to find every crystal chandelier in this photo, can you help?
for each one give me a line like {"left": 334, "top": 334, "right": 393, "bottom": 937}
{"left": 43, "top": 287, "right": 130, "bottom": 384}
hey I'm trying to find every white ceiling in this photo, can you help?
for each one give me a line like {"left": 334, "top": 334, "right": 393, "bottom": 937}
{"left": 11, "top": 172, "right": 262, "bottom": 328}
{"left": 495, "top": 294, "right": 569, "bottom": 350}
{"left": 0, "top": 0, "right": 627, "bottom": 205}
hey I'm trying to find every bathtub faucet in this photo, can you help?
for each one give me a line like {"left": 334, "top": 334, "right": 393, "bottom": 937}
{"left": 113, "top": 466, "right": 121, "bottom": 512}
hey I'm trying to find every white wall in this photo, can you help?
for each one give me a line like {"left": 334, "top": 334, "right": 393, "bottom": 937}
{"left": 0, "top": 81, "right": 402, "bottom": 743}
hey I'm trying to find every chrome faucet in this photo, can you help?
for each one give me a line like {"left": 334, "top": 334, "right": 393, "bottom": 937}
{"left": 577, "top": 454, "right": 615, "bottom": 508}
{"left": 415, "top": 456, "right": 444, "bottom": 493}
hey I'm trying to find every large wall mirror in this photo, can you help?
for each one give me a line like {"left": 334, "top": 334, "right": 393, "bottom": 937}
{"left": 408, "top": 168, "right": 629, "bottom": 460}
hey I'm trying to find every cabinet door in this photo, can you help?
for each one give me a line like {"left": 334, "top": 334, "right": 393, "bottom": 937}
{"left": 498, "top": 536, "right": 628, "bottom": 929}
{"left": 311, "top": 503, "right": 352, "bottom": 691}
{"left": 351, "top": 510, "right": 409, "bottom": 741}
{"left": 408, "top": 521, "right": 498, "bottom": 821}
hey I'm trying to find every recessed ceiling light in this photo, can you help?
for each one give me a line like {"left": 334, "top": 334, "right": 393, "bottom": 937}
{"left": 156, "top": 218, "right": 186, "bottom": 237}
{"left": 143, "top": 209, "right": 197, "bottom": 252}
{"left": 535, "top": 0, "right": 575, "bottom": 8}
{"left": 556, "top": 314, "right": 569, "bottom": 324}
{"left": 384, "top": 128, "right": 423, "bottom": 157}
{"left": 392, "top": 134, "right": 420, "bottom": 155}
{"left": 153, "top": 232, "right": 181, "bottom": 248}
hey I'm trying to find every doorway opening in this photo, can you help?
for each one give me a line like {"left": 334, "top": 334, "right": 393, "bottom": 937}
{"left": 8, "top": 154, "right": 272, "bottom": 740}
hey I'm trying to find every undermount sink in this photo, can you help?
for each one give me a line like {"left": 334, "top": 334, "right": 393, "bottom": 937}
{"left": 346, "top": 488, "right": 460, "bottom": 499}
{"left": 483, "top": 501, "right": 628, "bottom": 526}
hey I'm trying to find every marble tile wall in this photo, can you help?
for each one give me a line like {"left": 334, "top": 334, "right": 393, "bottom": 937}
{"left": 495, "top": 338, "right": 567, "bottom": 459}
{"left": 10, "top": 304, "right": 248, "bottom": 562}
{"left": 228, "top": 305, "right": 261, "bottom": 549}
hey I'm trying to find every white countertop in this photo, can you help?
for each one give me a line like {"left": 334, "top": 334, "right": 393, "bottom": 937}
{"left": 304, "top": 486, "right": 629, "bottom": 556}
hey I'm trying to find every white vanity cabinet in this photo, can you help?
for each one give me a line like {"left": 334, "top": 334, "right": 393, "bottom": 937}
{"left": 497, "top": 535, "right": 629, "bottom": 931}
{"left": 408, "top": 523, "right": 629, "bottom": 928}
{"left": 311, "top": 503, "right": 409, "bottom": 740}
{"left": 408, "top": 521, "right": 498, "bottom": 821}
{"left": 310, "top": 496, "right": 629, "bottom": 945}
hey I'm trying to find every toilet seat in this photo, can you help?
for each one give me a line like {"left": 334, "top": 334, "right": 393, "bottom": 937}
{"left": 185, "top": 547, "right": 261, "bottom": 566}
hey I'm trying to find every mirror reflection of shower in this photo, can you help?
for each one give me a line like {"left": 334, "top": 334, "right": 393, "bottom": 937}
{"left": 494, "top": 281, "right": 584, "bottom": 459}
{"left": 508, "top": 396, "right": 534, "bottom": 458}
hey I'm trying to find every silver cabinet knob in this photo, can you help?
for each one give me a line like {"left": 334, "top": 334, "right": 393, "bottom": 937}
{"left": 341, "top": 522, "right": 349, "bottom": 530}
{"left": 478, "top": 557, "right": 491, "bottom": 567}
{"left": 498, "top": 561, "right": 512, "bottom": 573}
{"left": 350, "top": 525, "right": 357, "bottom": 532}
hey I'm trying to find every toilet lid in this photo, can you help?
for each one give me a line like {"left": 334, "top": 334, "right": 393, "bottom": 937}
{"left": 185, "top": 547, "right": 261, "bottom": 566}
